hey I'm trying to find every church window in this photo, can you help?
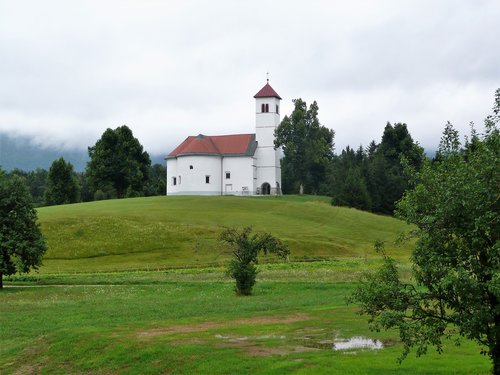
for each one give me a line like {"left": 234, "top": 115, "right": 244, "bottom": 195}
{"left": 205, "top": 175, "right": 210, "bottom": 184}
{"left": 172, "top": 177, "right": 177, "bottom": 186}
{"left": 265, "top": 103, "right": 269, "bottom": 112}
{"left": 189, "top": 165, "right": 193, "bottom": 169}
{"left": 276, "top": 104, "right": 279, "bottom": 114}
{"left": 225, "top": 172, "right": 231, "bottom": 179}
{"left": 261, "top": 103, "right": 265, "bottom": 113}
{"left": 178, "top": 176, "right": 181, "bottom": 184}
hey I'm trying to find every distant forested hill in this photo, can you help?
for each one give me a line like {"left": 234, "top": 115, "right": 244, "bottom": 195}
{"left": 0, "top": 132, "right": 165, "bottom": 172}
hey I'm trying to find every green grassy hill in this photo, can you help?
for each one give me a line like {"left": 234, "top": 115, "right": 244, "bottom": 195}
{"left": 37, "top": 195, "right": 413, "bottom": 273}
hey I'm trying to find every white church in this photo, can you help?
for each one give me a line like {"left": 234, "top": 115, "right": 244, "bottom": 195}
{"left": 165, "top": 81, "right": 282, "bottom": 196}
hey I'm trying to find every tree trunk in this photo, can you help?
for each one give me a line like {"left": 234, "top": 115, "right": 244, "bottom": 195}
{"left": 492, "top": 315, "right": 500, "bottom": 375}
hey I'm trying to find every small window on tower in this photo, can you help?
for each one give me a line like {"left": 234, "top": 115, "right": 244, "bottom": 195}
{"left": 205, "top": 175, "right": 210, "bottom": 184}
{"left": 178, "top": 176, "right": 181, "bottom": 185}
{"left": 189, "top": 165, "right": 193, "bottom": 170}
{"left": 276, "top": 104, "right": 279, "bottom": 114}
{"left": 261, "top": 103, "right": 265, "bottom": 112}
{"left": 172, "top": 177, "right": 177, "bottom": 186}
{"left": 265, "top": 103, "right": 269, "bottom": 112}
{"left": 225, "top": 172, "right": 231, "bottom": 179}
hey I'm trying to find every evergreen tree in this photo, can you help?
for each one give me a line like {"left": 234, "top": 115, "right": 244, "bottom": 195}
{"left": 145, "top": 163, "right": 166, "bottom": 196}
{"left": 367, "top": 123, "right": 424, "bottom": 214}
{"left": 45, "top": 157, "right": 80, "bottom": 205}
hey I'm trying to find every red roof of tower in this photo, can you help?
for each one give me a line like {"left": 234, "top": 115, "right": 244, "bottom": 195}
{"left": 167, "top": 133, "right": 257, "bottom": 158}
{"left": 254, "top": 83, "right": 282, "bottom": 99}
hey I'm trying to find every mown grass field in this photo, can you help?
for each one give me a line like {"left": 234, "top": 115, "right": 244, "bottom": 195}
{"left": 36, "top": 195, "right": 413, "bottom": 273}
{"left": 1, "top": 196, "right": 491, "bottom": 374}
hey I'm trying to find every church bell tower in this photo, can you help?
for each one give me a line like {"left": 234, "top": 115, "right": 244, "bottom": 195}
{"left": 254, "top": 80, "right": 282, "bottom": 195}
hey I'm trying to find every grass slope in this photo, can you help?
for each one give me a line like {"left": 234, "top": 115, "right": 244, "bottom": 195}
{"left": 37, "top": 195, "right": 413, "bottom": 273}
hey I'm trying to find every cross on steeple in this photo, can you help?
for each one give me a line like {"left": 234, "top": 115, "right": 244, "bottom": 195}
{"left": 266, "top": 72, "right": 269, "bottom": 83}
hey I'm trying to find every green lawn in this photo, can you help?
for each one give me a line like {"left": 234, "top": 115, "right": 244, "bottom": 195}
{"left": 37, "top": 195, "right": 413, "bottom": 273}
{"left": 1, "top": 271, "right": 490, "bottom": 374}
{"left": 1, "top": 196, "right": 490, "bottom": 373}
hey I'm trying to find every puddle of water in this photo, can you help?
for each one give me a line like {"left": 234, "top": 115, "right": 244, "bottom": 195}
{"left": 333, "top": 337, "right": 383, "bottom": 351}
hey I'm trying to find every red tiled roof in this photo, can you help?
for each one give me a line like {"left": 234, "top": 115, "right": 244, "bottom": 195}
{"left": 254, "top": 83, "right": 282, "bottom": 99}
{"left": 167, "top": 133, "right": 257, "bottom": 158}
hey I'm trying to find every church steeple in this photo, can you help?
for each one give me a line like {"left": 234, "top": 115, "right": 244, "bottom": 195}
{"left": 253, "top": 82, "right": 282, "bottom": 100}
{"left": 254, "top": 80, "right": 282, "bottom": 195}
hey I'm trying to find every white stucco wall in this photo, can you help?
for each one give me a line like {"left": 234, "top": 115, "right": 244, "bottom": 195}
{"left": 166, "top": 155, "right": 222, "bottom": 195}
{"left": 221, "top": 156, "right": 256, "bottom": 195}
{"left": 166, "top": 155, "right": 256, "bottom": 195}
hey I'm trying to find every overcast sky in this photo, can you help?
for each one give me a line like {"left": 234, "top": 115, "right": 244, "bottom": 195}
{"left": 1, "top": 0, "right": 499, "bottom": 156}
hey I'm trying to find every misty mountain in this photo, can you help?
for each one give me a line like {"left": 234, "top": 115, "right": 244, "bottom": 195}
{"left": 0, "top": 133, "right": 166, "bottom": 172}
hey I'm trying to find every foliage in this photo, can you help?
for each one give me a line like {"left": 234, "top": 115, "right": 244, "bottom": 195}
{"left": 0, "top": 174, "right": 47, "bottom": 288}
{"left": 366, "top": 122, "right": 424, "bottom": 214}
{"left": 351, "top": 92, "right": 500, "bottom": 372}
{"left": 144, "top": 163, "right": 166, "bottom": 196}
{"left": 329, "top": 123, "right": 423, "bottom": 215}
{"left": 86, "top": 125, "right": 151, "bottom": 199}
{"left": 275, "top": 99, "right": 335, "bottom": 194}
{"left": 219, "top": 226, "right": 289, "bottom": 295}
{"left": 45, "top": 157, "right": 81, "bottom": 205}
{"left": 329, "top": 146, "right": 371, "bottom": 211}
{"left": 7, "top": 168, "right": 48, "bottom": 206}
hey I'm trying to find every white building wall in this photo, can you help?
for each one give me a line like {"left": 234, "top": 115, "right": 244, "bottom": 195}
{"left": 166, "top": 155, "right": 256, "bottom": 196}
{"left": 167, "top": 155, "right": 222, "bottom": 195}
{"left": 221, "top": 156, "right": 256, "bottom": 195}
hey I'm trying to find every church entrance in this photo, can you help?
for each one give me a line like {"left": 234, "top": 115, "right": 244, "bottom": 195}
{"left": 261, "top": 182, "right": 271, "bottom": 195}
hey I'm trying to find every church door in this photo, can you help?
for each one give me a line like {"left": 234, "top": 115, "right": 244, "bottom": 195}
{"left": 261, "top": 182, "right": 271, "bottom": 195}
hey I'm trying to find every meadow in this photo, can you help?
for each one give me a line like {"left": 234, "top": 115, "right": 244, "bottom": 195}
{"left": 1, "top": 196, "right": 491, "bottom": 374}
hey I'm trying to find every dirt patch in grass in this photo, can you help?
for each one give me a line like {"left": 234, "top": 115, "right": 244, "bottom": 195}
{"left": 12, "top": 337, "right": 50, "bottom": 375}
{"left": 137, "top": 313, "right": 310, "bottom": 338}
{"left": 213, "top": 337, "right": 320, "bottom": 357}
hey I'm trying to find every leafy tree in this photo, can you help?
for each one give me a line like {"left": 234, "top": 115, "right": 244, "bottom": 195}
{"left": 0, "top": 173, "right": 47, "bottom": 288}
{"left": 220, "top": 227, "right": 290, "bottom": 295}
{"left": 45, "top": 157, "right": 80, "bottom": 205}
{"left": 86, "top": 125, "right": 151, "bottom": 199}
{"left": 275, "top": 99, "right": 335, "bottom": 194}
{"left": 350, "top": 93, "right": 499, "bottom": 372}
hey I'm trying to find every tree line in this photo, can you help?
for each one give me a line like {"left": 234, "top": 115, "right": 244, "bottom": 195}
{"left": 276, "top": 99, "right": 425, "bottom": 215}
{"left": 3, "top": 125, "right": 166, "bottom": 207}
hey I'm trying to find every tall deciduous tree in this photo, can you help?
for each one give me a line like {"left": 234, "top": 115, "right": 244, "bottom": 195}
{"left": 0, "top": 173, "right": 47, "bottom": 288}
{"left": 45, "top": 157, "right": 80, "bottom": 205}
{"left": 275, "top": 99, "right": 335, "bottom": 194}
{"left": 351, "top": 90, "right": 500, "bottom": 373}
{"left": 86, "top": 125, "right": 151, "bottom": 199}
